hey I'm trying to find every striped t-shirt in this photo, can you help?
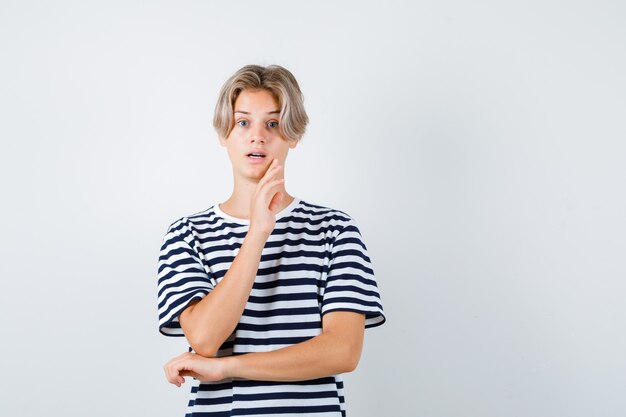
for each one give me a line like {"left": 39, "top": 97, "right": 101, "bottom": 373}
{"left": 157, "top": 197, "right": 385, "bottom": 417}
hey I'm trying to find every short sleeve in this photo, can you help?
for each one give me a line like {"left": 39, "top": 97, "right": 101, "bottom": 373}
{"left": 321, "top": 216, "right": 386, "bottom": 329}
{"left": 157, "top": 219, "right": 215, "bottom": 337}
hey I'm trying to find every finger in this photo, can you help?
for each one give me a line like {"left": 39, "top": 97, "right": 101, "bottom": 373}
{"left": 166, "top": 360, "right": 185, "bottom": 386}
{"left": 262, "top": 159, "right": 282, "bottom": 179}
{"left": 165, "top": 354, "right": 192, "bottom": 386}
{"left": 268, "top": 191, "right": 284, "bottom": 212}
{"left": 164, "top": 361, "right": 177, "bottom": 385}
{"left": 258, "top": 161, "right": 282, "bottom": 188}
{"left": 260, "top": 158, "right": 279, "bottom": 179}
{"left": 260, "top": 176, "right": 285, "bottom": 193}
{"left": 171, "top": 361, "right": 189, "bottom": 387}
{"left": 258, "top": 179, "right": 285, "bottom": 205}
{"left": 181, "top": 370, "right": 201, "bottom": 380}
{"left": 262, "top": 184, "right": 286, "bottom": 215}
{"left": 255, "top": 173, "right": 284, "bottom": 208}
{"left": 164, "top": 358, "right": 177, "bottom": 384}
{"left": 164, "top": 352, "right": 191, "bottom": 381}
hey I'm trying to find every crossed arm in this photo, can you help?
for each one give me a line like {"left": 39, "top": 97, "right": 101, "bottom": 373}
{"left": 163, "top": 310, "right": 365, "bottom": 386}
{"left": 162, "top": 228, "right": 366, "bottom": 386}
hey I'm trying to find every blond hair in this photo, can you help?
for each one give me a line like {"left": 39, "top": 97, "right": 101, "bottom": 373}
{"left": 213, "top": 64, "right": 309, "bottom": 143}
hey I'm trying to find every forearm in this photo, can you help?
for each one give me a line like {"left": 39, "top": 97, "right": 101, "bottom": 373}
{"left": 222, "top": 332, "right": 360, "bottom": 382}
{"left": 164, "top": 312, "right": 366, "bottom": 387}
{"left": 181, "top": 228, "right": 269, "bottom": 357}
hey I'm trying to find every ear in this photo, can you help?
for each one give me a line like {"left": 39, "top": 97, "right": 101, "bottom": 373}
{"left": 288, "top": 139, "right": 299, "bottom": 150}
{"left": 218, "top": 135, "right": 227, "bottom": 147}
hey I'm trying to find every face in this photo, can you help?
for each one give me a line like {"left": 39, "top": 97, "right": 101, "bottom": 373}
{"left": 219, "top": 88, "right": 298, "bottom": 182}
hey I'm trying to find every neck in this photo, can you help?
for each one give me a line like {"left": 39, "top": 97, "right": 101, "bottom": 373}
{"left": 220, "top": 176, "right": 294, "bottom": 220}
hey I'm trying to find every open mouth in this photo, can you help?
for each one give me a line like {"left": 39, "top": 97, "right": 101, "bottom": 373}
{"left": 247, "top": 153, "right": 266, "bottom": 159}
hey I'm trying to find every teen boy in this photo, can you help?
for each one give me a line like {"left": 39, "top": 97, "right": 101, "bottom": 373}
{"left": 157, "top": 64, "right": 385, "bottom": 416}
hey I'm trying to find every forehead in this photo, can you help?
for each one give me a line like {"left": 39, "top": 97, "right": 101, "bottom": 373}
{"left": 234, "top": 89, "right": 279, "bottom": 113}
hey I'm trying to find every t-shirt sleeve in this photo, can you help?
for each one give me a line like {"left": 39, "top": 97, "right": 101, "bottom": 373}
{"left": 321, "top": 216, "right": 386, "bottom": 329}
{"left": 157, "top": 219, "right": 215, "bottom": 337}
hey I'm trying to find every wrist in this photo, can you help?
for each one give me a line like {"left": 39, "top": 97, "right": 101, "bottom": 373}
{"left": 221, "top": 355, "right": 241, "bottom": 379}
{"left": 246, "top": 227, "right": 271, "bottom": 243}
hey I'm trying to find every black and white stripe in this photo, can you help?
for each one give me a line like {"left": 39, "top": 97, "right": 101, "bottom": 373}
{"left": 157, "top": 197, "right": 385, "bottom": 416}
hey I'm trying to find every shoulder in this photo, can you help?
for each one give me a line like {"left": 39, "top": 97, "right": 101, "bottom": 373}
{"left": 162, "top": 206, "right": 216, "bottom": 240}
{"left": 297, "top": 199, "right": 359, "bottom": 232}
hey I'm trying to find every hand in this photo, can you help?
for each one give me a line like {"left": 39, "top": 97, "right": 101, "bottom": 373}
{"left": 249, "top": 158, "right": 285, "bottom": 235}
{"left": 163, "top": 351, "right": 227, "bottom": 387}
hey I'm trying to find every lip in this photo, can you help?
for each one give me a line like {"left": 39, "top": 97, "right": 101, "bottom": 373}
{"left": 246, "top": 151, "right": 268, "bottom": 164}
{"left": 247, "top": 155, "right": 267, "bottom": 164}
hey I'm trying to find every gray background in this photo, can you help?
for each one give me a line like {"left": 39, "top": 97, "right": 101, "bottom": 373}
{"left": 1, "top": 1, "right": 625, "bottom": 416}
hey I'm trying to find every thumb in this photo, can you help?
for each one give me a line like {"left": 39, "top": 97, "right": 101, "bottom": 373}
{"left": 268, "top": 191, "right": 284, "bottom": 213}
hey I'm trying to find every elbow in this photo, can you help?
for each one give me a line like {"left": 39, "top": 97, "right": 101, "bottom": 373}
{"left": 179, "top": 307, "right": 221, "bottom": 357}
{"left": 343, "top": 351, "right": 361, "bottom": 373}
{"left": 191, "top": 343, "right": 218, "bottom": 358}
{"left": 184, "top": 330, "right": 220, "bottom": 358}
{"left": 339, "top": 341, "right": 362, "bottom": 373}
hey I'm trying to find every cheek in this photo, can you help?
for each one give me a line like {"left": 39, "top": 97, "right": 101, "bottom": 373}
{"left": 225, "top": 145, "right": 239, "bottom": 161}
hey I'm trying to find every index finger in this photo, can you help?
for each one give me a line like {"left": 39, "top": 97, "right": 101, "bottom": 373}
{"left": 260, "top": 158, "right": 282, "bottom": 183}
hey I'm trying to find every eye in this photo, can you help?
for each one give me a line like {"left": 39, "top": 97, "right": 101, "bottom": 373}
{"left": 267, "top": 121, "right": 279, "bottom": 128}
{"left": 237, "top": 120, "right": 248, "bottom": 127}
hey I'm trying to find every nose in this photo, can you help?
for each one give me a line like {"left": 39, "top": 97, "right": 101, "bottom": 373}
{"left": 249, "top": 126, "right": 266, "bottom": 144}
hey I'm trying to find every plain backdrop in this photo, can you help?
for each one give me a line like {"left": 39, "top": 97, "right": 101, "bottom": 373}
{"left": 1, "top": 1, "right": 625, "bottom": 416}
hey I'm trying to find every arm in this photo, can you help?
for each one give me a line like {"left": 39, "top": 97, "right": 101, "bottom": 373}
{"left": 163, "top": 311, "right": 366, "bottom": 385}
{"left": 225, "top": 311, "right": 365, "bottom": 381}
{"left": 178, "top": 228, "right": 270, "bottom": 357}
{"left": 178, "top": 158, "right": 285, "bottom": 357}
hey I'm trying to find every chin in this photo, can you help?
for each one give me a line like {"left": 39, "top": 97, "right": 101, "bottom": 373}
{"left": 238, "top": 168, "right": 264, "bottom": 181}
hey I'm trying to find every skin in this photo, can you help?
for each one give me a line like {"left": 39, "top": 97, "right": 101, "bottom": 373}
{"left": 163, "top": 88, "right": 366, "bottom": 387}
{"left": 217, "top": 88, "right": 298, "bottom": 226}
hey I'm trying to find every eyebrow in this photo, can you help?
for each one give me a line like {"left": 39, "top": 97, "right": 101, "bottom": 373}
{"left": 234, "top": 110, "right": 280, "bottom": 115}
